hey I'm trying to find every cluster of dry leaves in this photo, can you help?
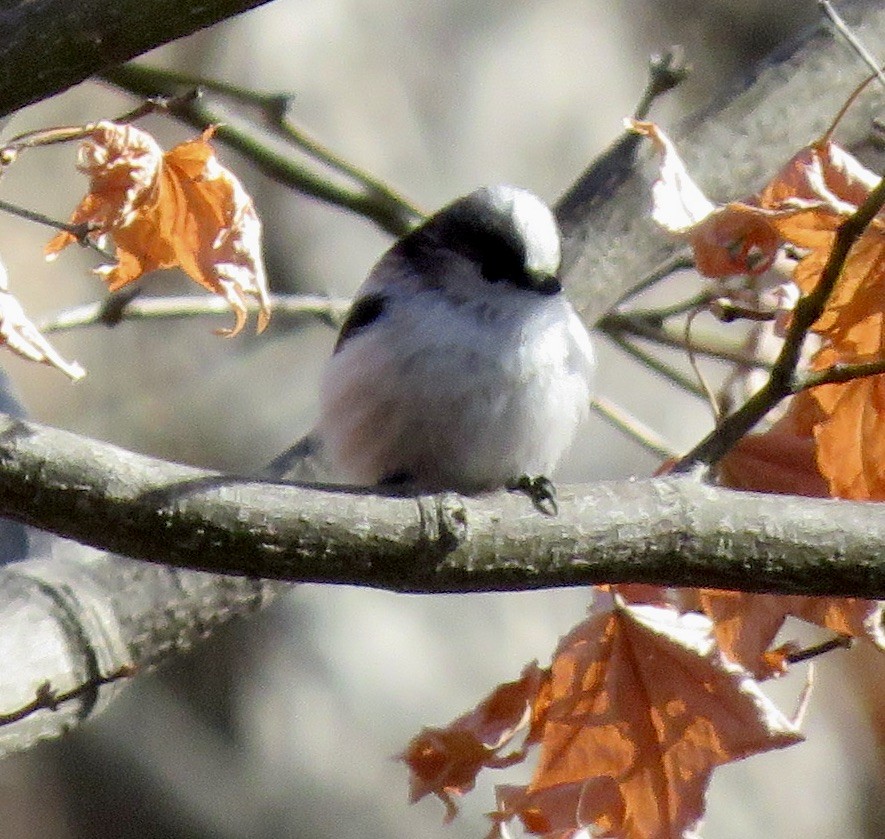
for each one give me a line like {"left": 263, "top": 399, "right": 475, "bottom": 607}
{"left": 0, "top": 120, "right": 269, "bottom": 379}
{"left": 399, "top": 114, "right": 885, "bottom": 837}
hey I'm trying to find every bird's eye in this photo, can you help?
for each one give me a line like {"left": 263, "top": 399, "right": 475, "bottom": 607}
{"left": 477, "top": 241, "right": 525, "bottom": 285}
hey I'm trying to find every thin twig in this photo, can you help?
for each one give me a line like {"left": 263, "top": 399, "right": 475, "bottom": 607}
{"left": 819, "top": 1, "right": 885, "bottom": 92}
{"left": 113, "top": 88, "right": 202, "bottom": 123}
{"left": 613, "top": 250, "right": 695, "bottom": 307}
{"left": 0, "top": 199, "right": 113, "bottom": 259}
{"left": 796, "top": 358, "right": 885, "bottom": 390}
{"left": 785, "top": 634, "right": 853, "bottom": 665}
{"left": 101, "top": 65, "right": 425, "bottom": 221}
{"left": 99, "top": 63, "right": 422, "bottom": 237}
{"left": 599, "top": 311, "right": 773, "bottom": 369}
{"left": 632, "top": 47, "right": 691, "bottom": 120}
{"left": 626, "top": 289, "right": 717, "bottom": 324}
{"left": 674, "top": 167, "right": 885, "bottom": 472}
{"left": 709, "top": 299, "right": 777, "bottom": 324}
{"left": 603, "top": 331, "right": 708, "bottom": 399}
{"left": 35, "top": 293, "right": 353, "bottom": 334}
{"left": 0, "top": 664, "right": 136, "bottom": 727}
{"left": 590, "top": 395, "right": 678, "bottom": 461}
{"left": 555, "top": 53, "right": 689, "bottom": 244}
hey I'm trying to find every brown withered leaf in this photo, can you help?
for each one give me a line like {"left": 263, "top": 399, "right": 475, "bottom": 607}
{"left": 46, "top": 121, "right": 270, "bottom": 336}
{"left": 636, "top": 119, "right": 885, "bottom": 501}
{"left": 699, "top": 590, "right": 884, "bottom": 680}
{"left": 399, "top": 661, "right": 549, "bottom": 822}
{"left": 498, "top": 598, "right": 802, "bottom": 839}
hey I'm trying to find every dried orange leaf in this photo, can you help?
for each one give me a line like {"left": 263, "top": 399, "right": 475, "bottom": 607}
{"left": 400, "top": 661, "right": 549, "bottom": 822}
{"left": 700, "top": 590, "right": 884, "bottom": 679}
{"left": 517, "top": 597, "right": 802, "bottom": 839}
{"left": 46, "top": 121, "right": 270, "bottom": 336}
{"left": 0, "top": 261, "right": 84, "bottom": 380}
{"left": 718, "top": 418, "right": 829, "bottom": 498}
{"left": 638, "top": 120, "right": 885, "bottom": 501}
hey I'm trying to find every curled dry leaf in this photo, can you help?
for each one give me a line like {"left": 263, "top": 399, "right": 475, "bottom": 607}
{"left": 399, "top": 661, "right": 549, "bottom": 822}
{"left": 46, "top": 121, "right": 270, "bottom": 336}
{"left": 0, "top": 261, "right": 84, "bottom": 380}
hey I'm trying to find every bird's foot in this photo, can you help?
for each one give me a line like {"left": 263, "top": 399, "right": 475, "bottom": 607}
{"left": 508, "top": 475, "right": 558, "bottom": 516}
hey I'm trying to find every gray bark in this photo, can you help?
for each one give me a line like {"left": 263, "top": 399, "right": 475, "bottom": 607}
{"left": 0, "top": 0, "right": 274, "bottom": 119}
{"left": 0, "top": 413, "right": 882, "bottom": 599}
{"left": 0, "top": 544, "right": 278, "bottom": 757}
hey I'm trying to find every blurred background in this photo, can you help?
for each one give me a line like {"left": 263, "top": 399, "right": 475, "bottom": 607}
{"left": 0, "top": 0, "right": 883, "bottom": 836}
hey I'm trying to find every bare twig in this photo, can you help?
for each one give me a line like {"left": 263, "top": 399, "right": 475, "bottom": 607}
{"left": 36, "top": 293, "right": 352, "bottom": 334}
{"left": 612, "top": 250, "right": 696, "bottom": 307}
{"left": 709, "top": 299, "right": 777, "bottom": 324}
{"left": 603, "top": 331, "right": 708, "bottom": 400}
{"left": 556, "top": 52, "right": 689, "bottom": 244}
{"left": 599, "top": 311, "right": 773, "bottom": 369}
{"left": 0, "top": 199, "right": 113, "bottom": 259}
{"left": 105, "top": 65, "right": 426, "bottom": 221}
{"left": 633, "top": 47, "right": 691, "bottom": 120}
{"left": 99, "top": 63, "right": 422, "bottom": 237}
{"left": 796, "top": 358, "right": 885, "bottom": 390}
{"left": 0, "top": 664, "right": 136, "bottom": 727}
{"left": 820, "top": 1, "right": 885, "bottom": 92}
{"left": 786, "top": 634, "right": 853, "bottom": 665}
{"left": 590, "top": 395, "right": 678, "bottom": 461}
{"left": 626, "top": 289, "right": 717, "bottom": 324}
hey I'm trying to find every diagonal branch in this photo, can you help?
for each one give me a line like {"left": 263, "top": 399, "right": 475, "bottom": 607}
{"left": 674, "top": 168, "right": 885, "bottom": 471}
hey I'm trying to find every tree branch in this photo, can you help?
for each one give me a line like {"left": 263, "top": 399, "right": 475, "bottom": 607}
{"left": 0, "top": 544, "right": 280, "bottom": 758}
{"left": 559, "top": 0, "right": 885, "bottom": 324}
{"left": 0, "top": 412, "right": 881, "bottom": 597}
{"left": 0, "top": 0, "right": 274, "bottom": 119}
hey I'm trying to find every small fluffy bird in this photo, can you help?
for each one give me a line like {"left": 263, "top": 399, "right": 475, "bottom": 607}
{"left": 272, "top": 185, "right": 595, "bottom": 495}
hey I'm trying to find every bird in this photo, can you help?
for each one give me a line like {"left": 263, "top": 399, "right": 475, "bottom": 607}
{"left": 269, "top": 185, "right": 595, "bottom": 504}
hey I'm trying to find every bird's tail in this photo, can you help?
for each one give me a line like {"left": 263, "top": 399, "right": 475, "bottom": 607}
{"left": 261, "top": 433, "right": 333, "bottom": 482}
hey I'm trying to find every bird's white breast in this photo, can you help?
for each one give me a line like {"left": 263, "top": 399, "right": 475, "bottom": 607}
{"left": 317, "top": 281, "right": 594, "bottom": 491}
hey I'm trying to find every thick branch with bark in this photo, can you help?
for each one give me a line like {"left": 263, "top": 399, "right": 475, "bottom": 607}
{"left": 0, "top": 412, "right": 881, "bottom": 598}
{"left": 0, "top": 0, "right": 274, "bottom": 119}
{"left": 561, "top": 0, "right": 885, "bottom": 323}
